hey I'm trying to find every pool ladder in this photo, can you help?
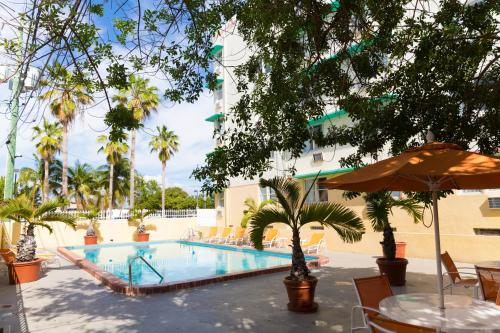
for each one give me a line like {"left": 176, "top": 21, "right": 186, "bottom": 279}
{"left": 128, "top": 256, "right": 164, "bottom": 289}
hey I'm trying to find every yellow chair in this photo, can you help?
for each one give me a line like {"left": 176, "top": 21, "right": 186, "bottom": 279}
{"left": 227, "top": 227, "right": 246, "bottom": 246}
{"left": 205, "top": 227, "right": 219, "bottom": 243}
{"left": 216, "top": 227, "right": 233, "bottom": 244}
{"left": 301, "top": 232, "right": 325, "bottom": 254}
{"left": 262, "top": 228, "right": 278, "bottom": 247}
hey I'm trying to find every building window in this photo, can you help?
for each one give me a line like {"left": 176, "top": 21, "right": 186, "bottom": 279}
{"left": 304, "top": 178, "right": 329, "bottom": 203}
{"left": 217, "top": 193, "right": 224, "bottom": 208}
{"left": 214, "top": 87, "right": 223, "bottom": 102}
{"left": 317, "top": 178, "right": 329, "bottom": 202}
{"left": 260, "top": 186, "right": 277, "bottom": 202}
{"left": 303, "top": 125, "right": 322, "bottom": 153}
{"left": 474, "top": 228, "right": 500, "bottom": 236}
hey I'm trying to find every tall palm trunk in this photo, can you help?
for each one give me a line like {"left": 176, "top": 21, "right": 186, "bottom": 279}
{"left": 161, "top": 160, "right": 166, "bottom": 216}
{"left": 108, "top": 163, "right": 114, "bottom": 215}
{"left": 62, "top": 123, "right": 69, "bottom": 199}
{"left": 43, "top": 159, "right": 49, "bottom": 202}
{"left": 129, "top": 129, "right": 136, "bottom": 209}
{"left": 291, "top": 228, "right": 309, "bottom": 279}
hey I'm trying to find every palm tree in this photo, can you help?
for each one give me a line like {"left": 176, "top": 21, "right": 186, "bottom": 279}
{"left": 0, "top": 195, "right": 76, "bottom": 262}
{"left": 240, "top": 197, "right": 275, "bottom": 228}
{"left": 68, "top": 161, "right": 96, "bottom": 210}
{"left": 32, "top": 119, "right": 62, "bottom": 202}
{"left": 96, "top": 158, "right": 131, "bottom": 210}
{"left": 360, "top": 191, "right": 424, "bottom": 260}
{"left": 97, "top": 134, "right": 129, "bottom": 213}
{"left": 251, "top": 177, "right": 364, "bottom": 280}
{"left": 113, "top": 75, "right": 159, "bottom": 209}
{"left": 40, "top": 62, "right": 93, "bottom": 200}
{"left": 18, "top": 157, "right": 63, "bottom": 203}
{"left": 149, "top": 125, "right": 179, "bottom": 215}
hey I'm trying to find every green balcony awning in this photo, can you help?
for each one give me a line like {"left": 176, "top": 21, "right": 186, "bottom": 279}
{"left": 205, "top": 113, "right": 224, "bottom": 122}
{"left": 294, "top": 167, "right": 355, "bottom": 180}
{"left": 331, "top": 0, "right": 341, "bottom": 12}
{"left": 210, "top": 44, "right": 223, "bottom": 57}
{"left": 308, "top": 109, "right": 347, "bottom": 126}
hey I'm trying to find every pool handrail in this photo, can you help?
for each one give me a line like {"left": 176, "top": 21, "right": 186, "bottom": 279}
{"left": 128, "top": 255, "right": 164, "bottom": 288}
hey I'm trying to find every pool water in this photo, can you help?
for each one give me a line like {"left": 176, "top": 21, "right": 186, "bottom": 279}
{"left": 66, "top": 241, "right": 315, "bottom": 285}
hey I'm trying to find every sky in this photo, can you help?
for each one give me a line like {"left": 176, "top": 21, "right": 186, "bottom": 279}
{"left": 0, "top": 82, "right": 215, "bottom": 194}
{"left": 0, "top": 1, "right": 217, "bottom": 194}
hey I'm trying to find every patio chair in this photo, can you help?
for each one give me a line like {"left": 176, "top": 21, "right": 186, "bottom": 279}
{"left": 227, "top": 227, "right": 246, "bottom": 246}
{"left": 441, "top": 251, "right": 479, "bottom": 298}
{"left": 362, "top": 310, "right": 436, "bottom": 333}
{"left": 352, "top": 275, "right": 393, "bottom": 315}
{"left": 205, "top": 227, "right": 219, "bottom": 243}
{"left": 301, "top": 232, "right": 325, "bottom": 254}
{"left": 351, "top": 275, "right": 394, "bottom": 331}
{"left": 497, "top": 289, "right": 500, "bottom": 306}
{"left": 216, "top": 227, "right": 232, "bottom": 244}
{"left": 475, "top": 266, "right": 500, "bottom": 302}
{"left": 262, "top": 228, "right": 278, "bottom": 247}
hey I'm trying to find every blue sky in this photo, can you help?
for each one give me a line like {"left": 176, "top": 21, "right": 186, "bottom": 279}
{"left": 0, "top": 87, "right": 215, "bottom": 194}
{"left": 0, "top": 1, "right": 216, "bottom": 194}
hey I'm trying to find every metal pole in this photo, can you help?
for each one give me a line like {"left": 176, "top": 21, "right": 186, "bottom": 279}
{"left": 432, "top": 190, "right": 445, "bottom": 309}
{"left": 3, "top": 27, "right": 24, "bottom": 201}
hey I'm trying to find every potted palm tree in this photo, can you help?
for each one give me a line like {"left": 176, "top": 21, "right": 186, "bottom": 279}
{"left": 0, "top": 195, "right": 76, "bottom": 284}
{"left": 346, "top": 191, "right": 424, "bottom": 286}
{"left": 79, "top": 208, "right": 100, "bottom": 245}
{"left": 128, "top": 208, "right": 156, "bottom": 242}
{"left": 250, "top": 177, "right": 364, "bottom": 313}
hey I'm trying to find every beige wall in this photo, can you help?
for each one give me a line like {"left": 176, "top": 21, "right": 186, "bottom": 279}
{"left": 221, "top": 180, "right": 500, "bottom": 263}
{"left": 32, "top": 217, "right": 197, "bottom": 249}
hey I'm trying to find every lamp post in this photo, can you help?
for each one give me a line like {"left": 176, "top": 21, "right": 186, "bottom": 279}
{"left": 194, "top": 190, "right": 199, "bottom": 210}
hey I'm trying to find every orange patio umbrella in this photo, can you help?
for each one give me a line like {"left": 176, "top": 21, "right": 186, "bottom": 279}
{"left": 321, "top": 140, "right": 500, "bottom": 309}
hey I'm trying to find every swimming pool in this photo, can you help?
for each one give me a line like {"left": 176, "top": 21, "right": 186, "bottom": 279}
{"left": 59, "top": 241, "right": 321, "bottom": 294}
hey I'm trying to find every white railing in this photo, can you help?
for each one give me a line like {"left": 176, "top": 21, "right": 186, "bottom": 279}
{"left": 60, "top": 209, "right": 198, "bottom": 220}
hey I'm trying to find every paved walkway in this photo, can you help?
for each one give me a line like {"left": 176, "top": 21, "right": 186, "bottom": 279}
{"left": 0, "top": 251, "right": 472, "bottom": 333}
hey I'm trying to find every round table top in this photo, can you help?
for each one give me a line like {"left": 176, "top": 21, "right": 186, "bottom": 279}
{"left": 379, "top": 293, "right": 500, "bottom": 331}
{"left": 476, "top": 261, "right": 500, "bottom": 269}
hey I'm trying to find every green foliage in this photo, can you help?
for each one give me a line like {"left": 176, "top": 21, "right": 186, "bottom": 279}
{"left": 250, "top": 177, "right": 364, "bottom": 279}
{"left": 346, "top": 191, "right": 424, "bottom": 260}
{"left": 193, "top": 1, "right": 500, "bottom": 193}
{"left": 0, "top": 195, "right": 76, "bottom": 262}
{"left": 104, "top": 105, "right": 141, "bottom": 141}
{"left": 241, "top": 197, "right": 274, "bottom": 228}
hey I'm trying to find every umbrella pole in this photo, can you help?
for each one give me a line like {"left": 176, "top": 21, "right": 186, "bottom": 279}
{"left": 432, "top": 190, "right": 445, "bottom": 309}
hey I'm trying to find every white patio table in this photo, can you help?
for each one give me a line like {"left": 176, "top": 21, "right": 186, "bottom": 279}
{"left": 379, "top": 293, "right": 500, "bottom": 332}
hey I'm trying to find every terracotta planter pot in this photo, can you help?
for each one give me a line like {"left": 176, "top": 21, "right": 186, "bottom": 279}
{"left": 137, "top": 233, "right": 150, "bottom": 242}
{"left": 7, "top": 258, "right": 43, "bottom": 284}
{"left": 376, "top": 257, "right": 408, "bottom": 286}
{"left": 395, "top": 242, "right": 406, "bottom": 258}
{"left": 283, "top": 276, "right": 318, "bottom": 313}
{"left": 84, "top": 235, "right": 98, "bottom": 245}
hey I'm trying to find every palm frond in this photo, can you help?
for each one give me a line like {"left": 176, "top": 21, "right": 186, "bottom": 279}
{"left": 299, "top": 202, "right": 364, "bottom": 243}
{"left": 259, "top": 177, "right": 299, "bottom": 218}
{"left": 30, "top": 221, "right": 54, "bottom": 234}
{"left": 250, "top": 207, "right": 291, "bottom": 250}
{"left": 34, "top": 199, "right": 62, "bottom": 217}
{"left": 392, "top": 198, "right": 424, "bottom": 224}
{"left": 0, "top": 197, "right": 32, "bottom": 221}
{"left": 41, "top": 213, "right": 77, "bottom": 230}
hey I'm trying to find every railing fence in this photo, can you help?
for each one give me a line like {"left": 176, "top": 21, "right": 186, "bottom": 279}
{"left": 60, "top": 209, "right": 198, "bottom": 220}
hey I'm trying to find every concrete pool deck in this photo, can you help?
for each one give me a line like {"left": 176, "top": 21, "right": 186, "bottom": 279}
{"left": 0, "top": 251, "right": 473, "bottom": 333}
